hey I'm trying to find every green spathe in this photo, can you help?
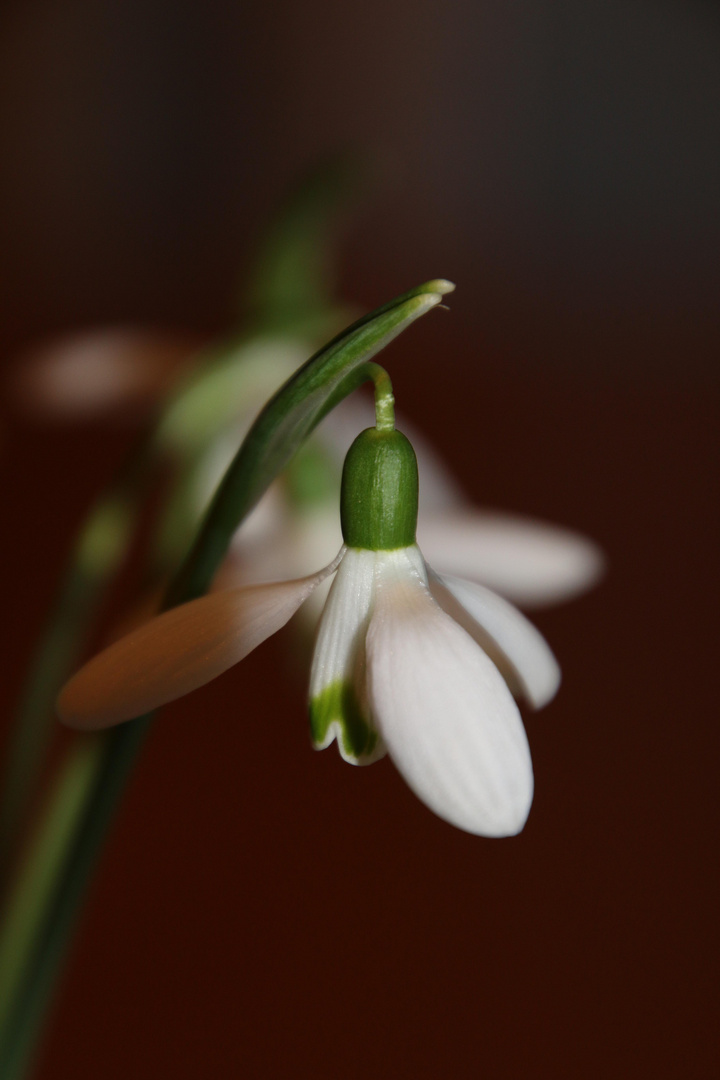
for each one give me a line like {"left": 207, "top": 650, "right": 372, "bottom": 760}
{"left": 340, "top": 428, "right": 418, "bottom": 551}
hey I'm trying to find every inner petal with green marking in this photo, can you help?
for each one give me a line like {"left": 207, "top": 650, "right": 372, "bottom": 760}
{"left": 310, "top": 678, "right": 382, "bottom": 764}
{"left": 308, "top": 546, "right": 386, "bottom": 765}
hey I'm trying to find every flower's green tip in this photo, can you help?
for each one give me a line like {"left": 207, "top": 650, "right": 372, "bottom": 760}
{"left": 401, "top": 281, "right": 455, "bottom": 319}
{"left": 310, "top": 680, "right": 381, "bottom": 764}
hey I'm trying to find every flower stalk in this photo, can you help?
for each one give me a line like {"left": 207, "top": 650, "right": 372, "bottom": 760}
{"left": 0, "top": 442, "right": 152, "bottom": 882}
{"left": 366, "top": 362, "right": 395, "bottom": 431}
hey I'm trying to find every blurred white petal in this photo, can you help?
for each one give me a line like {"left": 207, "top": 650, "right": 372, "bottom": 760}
{"left": 58, "top": 554, "right": 342, "bottom": 731}
{"left": 430, "top": 572, "right": 561, "bottom": 709}
{"left": 418, "top": 510, "right": 604, "bottom": 608}
{"left": 215, "top": 499, "right": 343, "bottom": 623}
{"left": 367, "top": 551, "right": 534, "bottom": 837}
{"left": 12, "top": 328, "right": 199, "bottom": 418}
{"left": 230, "top": 499, "right": 342, "bottom": 585}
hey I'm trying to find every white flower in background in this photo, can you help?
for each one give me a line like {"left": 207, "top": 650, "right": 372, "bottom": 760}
{"left": 10, "top": 328, "right": 202, "bottom": 419}
{"left": 418, "top": 509, "right": 603, "bottom": 609}
{"left": 58, "top": 425, "right": 566, "bottom": 838}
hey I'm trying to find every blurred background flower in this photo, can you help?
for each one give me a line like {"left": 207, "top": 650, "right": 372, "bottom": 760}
{"left": 0, "top": 2, "right": 717, "bottom": 1079}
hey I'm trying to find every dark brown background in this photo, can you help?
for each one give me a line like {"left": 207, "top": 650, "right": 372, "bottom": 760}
{"left": 1, "top": 2, "right": 718, "bottom": 1078}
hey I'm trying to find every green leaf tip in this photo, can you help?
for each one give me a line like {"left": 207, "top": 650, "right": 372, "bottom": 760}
{"left": 415, "top": 278, "right": 456, "bottom": 297}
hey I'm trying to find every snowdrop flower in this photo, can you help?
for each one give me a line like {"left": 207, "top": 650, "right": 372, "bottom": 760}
{"left": 58, "top": 422, "right": 562, "bottom": 838}
{"left": 307, "top": 426, "right": 559, "bottom": 836}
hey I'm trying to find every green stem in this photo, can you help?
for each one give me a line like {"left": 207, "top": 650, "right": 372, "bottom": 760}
{"left": 365, "top": 363, "right": 395, "bottom": 431}
{"left": 0, "top": 446, "right": 151, "bottom": 886}
{"left": 0, "top": 724, "right": 148, "bottom": 1080}
{"left": 0, "top": 740, "right": 101, "bottom": 1027}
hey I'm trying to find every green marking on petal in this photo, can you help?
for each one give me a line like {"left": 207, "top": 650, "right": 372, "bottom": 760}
{"left": 310, "top": 679, "right": 378, "bottom": 762}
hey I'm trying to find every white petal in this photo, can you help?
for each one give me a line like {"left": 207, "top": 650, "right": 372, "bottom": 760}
{"left": 309, "top": 548, "right": 385, "bottom": 764}
{"left": 417, "top": 510, "right": 604, "bottom": 608}
{"left": 58, "top": 555, "right": 342, "bottom": 731}
{"left": 429, "top": 572, "right": 561, "bottom": 709}
{"left": 366, "top": 555, "right": 533, "bottom": 837}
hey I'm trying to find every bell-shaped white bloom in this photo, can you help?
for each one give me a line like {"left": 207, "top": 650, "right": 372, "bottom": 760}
{"left": 309, "top": 543, "right": 558, "bottom": 836}
{"left": 56, "top": 423, "right": 574, "bottom": 838}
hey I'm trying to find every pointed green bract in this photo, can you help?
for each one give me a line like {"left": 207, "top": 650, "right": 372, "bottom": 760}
{"left": 167, "top": 279, "right": 454, "bottom": 606}
{"left": 310, "top": 680, "right": 379, "bottom": 762}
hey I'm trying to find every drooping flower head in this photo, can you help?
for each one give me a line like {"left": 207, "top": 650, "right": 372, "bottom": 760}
{"left": 307, "top": 420, "right": 558, "bottom": 835}
{"left": 58, "top": 377, "right": 562, "bottom": 837}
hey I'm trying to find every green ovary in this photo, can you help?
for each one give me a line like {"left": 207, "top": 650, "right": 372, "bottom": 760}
{"left": 340, "top": 428, "right": 418, "bottom": 551}
{"left": 310, "top": 680, "right": 378, "bottom": 762}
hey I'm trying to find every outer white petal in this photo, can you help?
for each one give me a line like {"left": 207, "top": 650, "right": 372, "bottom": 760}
{"left": 58, "top": 555, "right": 342, "bottom": 731}
{"left": 366, "top": 552, "right": 533, "bottom": 837}
{"left": 429, "top": 572, "right": 561, "bottom": 709}
{"left": 417, "top": 510, "right": 604, "bottom": 608}
{"left": 309, "top": 548, "right": 385, "bottom": 764}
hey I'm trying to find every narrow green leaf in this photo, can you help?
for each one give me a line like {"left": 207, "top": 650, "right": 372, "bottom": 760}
{"left": 166, "top": 279, "right": 455, "bottom": 606}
